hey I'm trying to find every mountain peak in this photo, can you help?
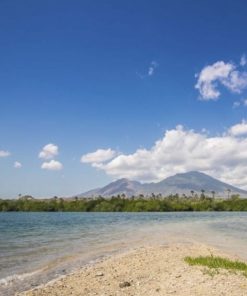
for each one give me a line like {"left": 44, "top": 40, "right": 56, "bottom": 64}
{"left": 113, "top": 178, "right": 132, "bottom": 184}
{"left": 78, "top": 171, "right": 247, "bottom": 198}
{"left": 174, "top": 171, "right": 210, "bottom": 177}
{"left": 184, "top": 170, "right": 204, "bottom": 175}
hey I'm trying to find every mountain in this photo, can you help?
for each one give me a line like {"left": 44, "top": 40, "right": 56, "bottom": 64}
{"left": 81, "top": 178, "right": 142, "bottom": 197}
{"left": 78, "top": 171, "right": 247, "bottom": 198}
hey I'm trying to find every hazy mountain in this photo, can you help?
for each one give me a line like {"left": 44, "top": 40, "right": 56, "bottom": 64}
{"left": 78, "top": 171, "right": 247, "bottom": 198}
{"left": 81, "top": 178, "right": 142, "bottom": 197}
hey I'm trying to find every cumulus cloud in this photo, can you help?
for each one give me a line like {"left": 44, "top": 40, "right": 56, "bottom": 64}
{"left": 14, "top": 161, "right": 22, "bottom": 168}
{"left": 0, "top": 150, "right": 10, "bottom": 157}
{"left": 41, "top": 160, "right": 63, "bottom": 171}
{"left": 81, "top": 122, "right": 247, "bottom": 188}
{"left": 81, "top": 148, "right": 117, "bottom": 164}
{"left": 195, "top": 60, "right": 247, "bottom": 100}
{"left": 39, "top": 144, "right": 59, "bottom": 160}
{"left": 228, "top": 120, "right": 247, "bottom": 137}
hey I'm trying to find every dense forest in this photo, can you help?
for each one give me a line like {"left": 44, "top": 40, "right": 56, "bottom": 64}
{"left": 0, "top": 194, "right": 247, "bottom": 212}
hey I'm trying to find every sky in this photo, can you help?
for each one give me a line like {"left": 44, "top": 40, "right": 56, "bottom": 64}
{"left": 1, "top": 0, "right": 247, "bottom": 198}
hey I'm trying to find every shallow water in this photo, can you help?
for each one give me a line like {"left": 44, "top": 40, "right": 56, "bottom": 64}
{"left": 0, "top": 212, "right": 246, "bottom": 295}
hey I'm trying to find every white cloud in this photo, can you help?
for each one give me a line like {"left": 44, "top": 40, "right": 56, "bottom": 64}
{"left": 222, "top": 70, "right": 247, "bottom": 93}
{"left": 41, "top": 160, "right": 63, "bottom": 171}
{"left": 233, "top": 101, "right": 241, "bottom": 108}
{"left": 148, "top": 61, "right": 158, "bottom": 76}
{"left": 232, "top": 98, "right": 247, "bottom": 108}
{"left": 14, "top": 161, "right": 22, "bottom": 168}
{"left": 137, "top": 61, "right": 159, "bottom": 79}
{"left": 0, "top": 150, "right": 10, "bottom": 157}
{"left": 240, "top": 54, "right": 247, "bottom": 66}
{"left": 39, "top": 144, "right": 59, "bottom": 160}
{"left": 82, "top": 121, "right": 247, "bottom": 189}
{"left": 195, "top": 60, "right": 247, "bottom": 100}
{"left": 81, "top": 148, "right": 117, "bottom": 164}
{"left": 195, "top": 61, "right": 233, "bottom": 100}
{"left": 228, "top": 120, "right": 247, "bottom": 137}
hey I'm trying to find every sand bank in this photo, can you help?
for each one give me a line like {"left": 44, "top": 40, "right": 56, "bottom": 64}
{"left": 18, "top": 243, "right": 247, "bottom": 296}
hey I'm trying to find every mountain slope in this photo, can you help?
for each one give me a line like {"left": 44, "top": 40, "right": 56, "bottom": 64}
{"left": 147, "top": 171, "right": 247, "bottom": 196}
{"left": 81, "top": 178, "right": 143, "bottom": 197}
{"left": 78, "top": 171, "right": 247, "bottom": 198}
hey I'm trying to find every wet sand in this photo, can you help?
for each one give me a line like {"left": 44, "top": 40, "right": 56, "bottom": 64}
{"left": 18, "top": 242, "right": 247, "bottom": 296}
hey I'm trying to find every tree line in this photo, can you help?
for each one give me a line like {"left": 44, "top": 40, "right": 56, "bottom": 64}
{"left": 0, "top": 194, "right": 247, "bottom": 212}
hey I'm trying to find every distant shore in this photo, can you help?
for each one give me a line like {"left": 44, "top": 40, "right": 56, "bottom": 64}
{"left": 1, "top": 195, "right": 247, "bottom": 212}
{"left": 19, "top": 242, "right": 247, "bottom": 296}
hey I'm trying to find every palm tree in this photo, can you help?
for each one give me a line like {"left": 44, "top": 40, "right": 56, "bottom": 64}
{"left": 227, "top": 189, "right": 231, "bottom": 199}
{"left": 190, "top": 190, "right": 194, "bottom": 198}
{"left": 121, "top": 193, "right": 126, "bottom": 199}
{"left": 200, "top": 189, "right": 205, "bottom": 199}
{"left": 138, "top": 194, "right": 144, "bottom": 199}
{"left": 157, "top": 193, "right": 162, "bottom": 199}
{"left": 211, "top": 191, "right": 215, "bottom": 199}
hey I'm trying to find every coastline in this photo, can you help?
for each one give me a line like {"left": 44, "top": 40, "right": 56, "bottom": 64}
{"left": 18, "top": 242, "right": 247, "bottom": 296}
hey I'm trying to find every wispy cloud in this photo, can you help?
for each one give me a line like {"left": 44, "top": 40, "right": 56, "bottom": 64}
{"left": 240, "top": 54, "right": 247, "bottom": 66}
{"left": 39, "top": 143, "right": 59, "bottom": 160}
{"left": 195, "top": 59, "right": 247, "bottom": 100}
{"left": 81, "top": 121, "right": 247, "bottom": 188}
{"left": 233, "top": 101, "right": 241, "bottom": 108}
{"left": 148, "top": 61, "right": 158, "bottom": 76}
{"left": 0, "top": 150, "right": 10, "bottom": 158}
{"left": 232, "top": 98, "right": 247, "bottom": 108}
{"left": 14, "top": 161, "right": 22, "bottom": 168}
{"left": 137, "top": 61, "right": 159, "bottom": 79}
{"left": 41, "top": 160, "right": 63, "bottom": 171}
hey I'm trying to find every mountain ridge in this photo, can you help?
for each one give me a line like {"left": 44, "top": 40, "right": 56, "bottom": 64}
{"left": 78, "top": 171, "right": 247, "bottom": 198}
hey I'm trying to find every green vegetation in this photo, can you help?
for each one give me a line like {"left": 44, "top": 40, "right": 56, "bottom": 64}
{"left": 0, "top": 194, "right": 247, "bottom": 212}
{"left": 185, "top": 255, "right": 247, "bottom": 277}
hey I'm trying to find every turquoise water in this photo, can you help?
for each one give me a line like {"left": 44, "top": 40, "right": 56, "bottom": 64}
{"left": 0, "top": 212, "right": 247, "bottom": 295}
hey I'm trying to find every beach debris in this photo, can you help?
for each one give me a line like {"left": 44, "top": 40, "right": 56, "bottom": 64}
{"left": 119, "top": 281, "right": 131, "bottom": 288}
{"left": 95, "top": 271, "right": 104, "bottom": 277}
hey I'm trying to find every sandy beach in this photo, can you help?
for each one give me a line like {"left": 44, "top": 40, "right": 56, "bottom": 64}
{"left": 18, "top": 242, "right": 247, "bottom": 296}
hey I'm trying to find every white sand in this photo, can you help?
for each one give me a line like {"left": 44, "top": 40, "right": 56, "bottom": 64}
{"left": 18, "top": 242, "right": 247, "bottom": 296}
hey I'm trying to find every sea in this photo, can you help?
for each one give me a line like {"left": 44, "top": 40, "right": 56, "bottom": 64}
{"left": 0, "top": 212, "right": 247, "bottom": 295}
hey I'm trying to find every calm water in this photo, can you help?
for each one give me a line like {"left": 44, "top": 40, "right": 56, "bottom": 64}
{"left": 0, "top": 212, "right": 247, "bottom": 295}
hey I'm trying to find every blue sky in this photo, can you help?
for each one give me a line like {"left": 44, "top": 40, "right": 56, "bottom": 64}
{"left": 1, "top": 0, "right": 247, "bottom": 197}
